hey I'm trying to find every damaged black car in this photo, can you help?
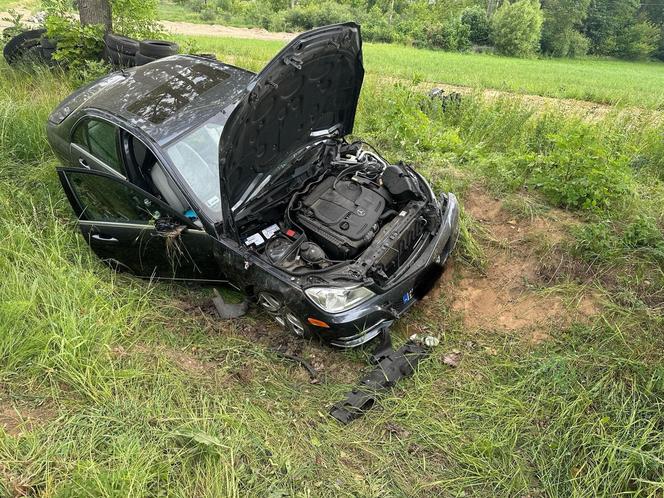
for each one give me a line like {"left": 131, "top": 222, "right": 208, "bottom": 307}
{"left": 47, "top": 23, "right": 459, "bottom": 348}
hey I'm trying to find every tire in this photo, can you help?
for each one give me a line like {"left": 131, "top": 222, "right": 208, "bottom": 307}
{"left": 104, "top": 46, "right": 135, "bottom": 67}
{"left": 104, "top": 32, "right": 139, "bottom": 56}
{"left": 134, "top": 52, "right": 157, "bottom": 66}
{"left": 138, "top": 39, "right": 179, "bottom": 58}
{"left": 3, "top": 28, "right": 46, "bottom": 65}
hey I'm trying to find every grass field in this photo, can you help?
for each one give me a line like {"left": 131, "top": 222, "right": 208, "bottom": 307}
{"left": 177, "top": 34, "right": 664, "bottom": 110}
{"left": 0, "top": 37, "right": 663, "bottom": 496}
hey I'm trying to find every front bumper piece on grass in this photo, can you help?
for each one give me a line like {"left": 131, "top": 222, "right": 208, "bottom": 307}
{"left": 330, "top": 328, "right": 433, "bottom": 424}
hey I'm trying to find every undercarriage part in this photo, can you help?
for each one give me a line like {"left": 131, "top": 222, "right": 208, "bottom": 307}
{"left": 329, "top": 328, "right": 432, "bottom": 424}
{"left": 212, "top": 288, "right": 249, "bottom": 319}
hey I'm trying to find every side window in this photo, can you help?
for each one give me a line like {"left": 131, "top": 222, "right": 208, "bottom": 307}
{"left": 72, "top": 118, "right": 125, "bottom": 176}
{"left": 66, "top": 171, "right": 163, "bottom": 223}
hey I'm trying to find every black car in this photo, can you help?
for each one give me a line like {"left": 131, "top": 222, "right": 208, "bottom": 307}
{"left": 46, "top": 23, "right": 459, "bottom": 348}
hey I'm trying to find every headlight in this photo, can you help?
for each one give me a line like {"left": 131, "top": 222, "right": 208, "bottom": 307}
{"left": 305, "top": 286, "right": 375, "bottom": 313}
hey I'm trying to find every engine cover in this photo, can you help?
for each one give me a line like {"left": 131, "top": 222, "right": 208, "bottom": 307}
{"left": 296, "top": 176, "right": 385, "bottom": 259}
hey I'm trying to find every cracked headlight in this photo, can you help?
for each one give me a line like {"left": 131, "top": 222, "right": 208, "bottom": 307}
{"left": 305, "top": 286, "right": 375, "bottom": 313}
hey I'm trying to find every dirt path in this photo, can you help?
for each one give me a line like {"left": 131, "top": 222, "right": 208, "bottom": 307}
{"left": 161, "top": 20, "right": 297, "bottom": 41}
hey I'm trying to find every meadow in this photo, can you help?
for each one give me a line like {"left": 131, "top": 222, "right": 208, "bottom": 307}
{"left": 0, "top": 36, "right": 663, "bottom": 496}
{"left": 181, "top": 34, "right": 664, "bottom": 110}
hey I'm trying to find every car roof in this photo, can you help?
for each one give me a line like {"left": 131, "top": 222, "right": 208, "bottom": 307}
{"left": 77, "top": 55, "right": 255, "bottom": 145}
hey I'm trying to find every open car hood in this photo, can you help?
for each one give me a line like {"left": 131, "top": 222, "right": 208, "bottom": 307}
{"left": 218, "top": 23, "right": 364, "bottom": 225}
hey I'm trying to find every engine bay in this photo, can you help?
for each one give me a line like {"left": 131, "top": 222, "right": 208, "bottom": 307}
{"left": 239, "top": 141, "right": 442, "bottom": 284}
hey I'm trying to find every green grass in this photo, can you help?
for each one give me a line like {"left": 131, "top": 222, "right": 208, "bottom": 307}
{"left": 0, "top": 41, "right": 663, "bottom": 496}
{"left": 179, "top": 34, "right": 664, "bottom": 110}
{"left": 0, "top": 0, "right": 38, "bottom": 12}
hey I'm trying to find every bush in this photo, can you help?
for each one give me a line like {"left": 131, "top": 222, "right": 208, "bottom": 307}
{"left": 615, "top": 20, "right": 661, "bottom": 60}
{"left": 282, "top": 2, "right": 355, "bottom": 31}
{"left": 491, "top": 0, "right": 543, "bottom": 57}
{"left": 360, "top": 14, "right": 397, "bottom": 43}
{"left": 44, "top": 14, "right": 105, "bottom": 69}
{"left": 200, "top": 7, "right": 217, "bottom": 22}
{"left": 529, "top": 128, "right": 634, "bottom": 211}
{"left": 543, "top": 28, "right": 589, "bottom": 57}
{"left": 424, "top": 17, "right": 471, "bottom": 51}
{"left": 461, "top": 6, "right": 490, "bottom": 45}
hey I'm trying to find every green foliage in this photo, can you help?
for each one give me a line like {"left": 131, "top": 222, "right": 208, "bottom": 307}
{"left": 1, "top": 38, "right": 664, "bottom": 496}
{"left": 529, "top": 129, "right": 634, "bottom": 210}
{"left": 541, "top": 0, "right": 590, "bottom": 57}
{"left": 1, "top": 8, "right": 29, "bottom": 40}
{"left": 615, "top": 20, "right": 662, "bottom": 60}
{"left": 461, "top": 5, "right": 490, "bottom": 45}
{"left": 425, "top": 17, "right": 471, "bottom": 51}
{"left": 491, "top": 0, "right": 543, "bottom": 57}
{"left": 44, "top": 14, "right": 106, "bottom": 70}
{"left": 281, "top": 1, "right": 354, "bottom": 31}
{"left": 583, "top": 0, "right": 661, "bottom": 59}
{"left": 112, "top": 0, "right": 163, "bottom": 38}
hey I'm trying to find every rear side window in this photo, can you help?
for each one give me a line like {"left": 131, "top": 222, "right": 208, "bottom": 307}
{"left": 72, "top": 118, "right": 125, "bottom": 176}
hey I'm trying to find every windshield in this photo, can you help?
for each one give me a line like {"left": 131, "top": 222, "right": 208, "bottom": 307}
{"left": 165, "top": 113, "right": 224, "bottom": 220}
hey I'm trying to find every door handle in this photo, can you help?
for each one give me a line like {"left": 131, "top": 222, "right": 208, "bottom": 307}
{"left": 78, "top": 158, "right": 90, "bottom": 168}
{"left": 91, "top": 233, "right": 119, "bottom": 243}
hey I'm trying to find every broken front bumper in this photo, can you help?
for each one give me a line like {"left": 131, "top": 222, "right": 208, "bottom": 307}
{"left": 309, "top": 193, "right": 460, "bottom": 348}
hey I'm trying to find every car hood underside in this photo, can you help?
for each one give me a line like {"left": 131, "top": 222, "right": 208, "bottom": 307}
{"left": 217, "top": 22, "right": 364, "bottom": 221}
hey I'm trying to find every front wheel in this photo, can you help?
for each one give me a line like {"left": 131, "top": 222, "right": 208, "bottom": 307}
{"left": 257, "top": 291, "right": 311, "bottom": 339}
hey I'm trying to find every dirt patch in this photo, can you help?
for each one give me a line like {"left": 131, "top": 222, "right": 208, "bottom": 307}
{"left": 114, "top": 343, "right": 218, "bottom": 377}
{"left": 437, "top": 188, "right": 599, "bottom": 341}
{"left": 0, "top": 401, "right": 56, "bottom": 437}
{"left": 161, "top": 20, "right": 297, "bottom": 42}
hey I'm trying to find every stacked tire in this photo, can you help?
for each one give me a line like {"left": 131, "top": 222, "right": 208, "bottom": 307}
{"left": 2, "top": 28, "right": 48, "bottom": 66}
{"left": 103, "top": 33, "right": 139, "bottom": 67}
{"left": 103, "top": 33, "right": 179, "bottom": 68}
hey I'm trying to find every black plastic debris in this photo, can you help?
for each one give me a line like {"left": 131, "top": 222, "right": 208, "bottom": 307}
{"left": 330, "top": 334, "right": 431, "bottom": 424}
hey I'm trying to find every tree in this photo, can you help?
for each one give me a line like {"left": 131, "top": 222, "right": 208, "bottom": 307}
{"left": 541, "top": 0, "right": 591, "bottom": 57}
{"left": 78, "top": 0, "right": 112, "bottom": 32}
{"left": 491, "top": 0, "right": 543, "bottom": 57}
{"left": 461, "top": 5, "right": 491, "bottom": 45}
{"left": 584, "top": 0, "right": 639, "bottom": 55}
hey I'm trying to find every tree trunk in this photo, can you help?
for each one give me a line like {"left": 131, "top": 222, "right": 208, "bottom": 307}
{"left": 79, "top": 0, "right": 112, "bottom": 32}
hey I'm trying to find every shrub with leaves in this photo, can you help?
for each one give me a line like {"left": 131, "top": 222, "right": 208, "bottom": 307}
{"left": 615, "top": 20, "right": 661, "bottom": 60}
{"left": 461, "top": 6, "right": 490, "bottom": 45}
{"left": 491, "top": 0, "right": 543, "bottom": 57}
{"left": 425, "top": 17, "right": 471, "bottom": 51}
{"left": 529, "top": 129, "right": 634, "bottom": 211}
{"left": 44, "top": 14, "right": 105, "bottom": 71}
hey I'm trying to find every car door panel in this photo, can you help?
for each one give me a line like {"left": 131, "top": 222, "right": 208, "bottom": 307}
{"left": 58, "top": 168, "right": 227, "bottom": 282}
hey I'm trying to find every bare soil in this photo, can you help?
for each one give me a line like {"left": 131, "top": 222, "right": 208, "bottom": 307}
{"left": 435, "top": 188, "right": 599, "bottom": 343}
{"left": 0, "top": 400, "right": 55, "bottom": 436}
{"left": 161, "top": 20, "right": 297, "bottom": 41}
